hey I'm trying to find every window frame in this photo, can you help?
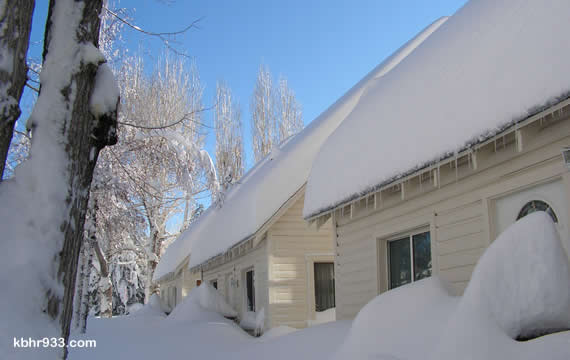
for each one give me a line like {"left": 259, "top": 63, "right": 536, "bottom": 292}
{"left": 244, "top": 268, "right": 255, "bottom": 312}
{"left": 313, "top": 262, "right": 336, "bottom": 313}
{"left": 387, "top": 228, "right": 432, "bottom": 290}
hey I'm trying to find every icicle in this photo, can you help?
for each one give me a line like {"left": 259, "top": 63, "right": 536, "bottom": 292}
{"left": 401, "top": 181, "right": 405, "bottom": 201}
{"left": 455, "top": 155, "right": 458, "bottom": 182}
{"left": 515, "top": 129, "right": 523, "bottom": 152}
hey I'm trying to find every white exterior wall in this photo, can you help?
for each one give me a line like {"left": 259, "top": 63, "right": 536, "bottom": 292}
{"left": 332, "top": 111, "right": 570, "bottom": 320}
{"left": 267, "top": 192, "right": 334, "bottom": 329}
{"left": 201, "top": 242, "right": 269, "bottom": 325}
{"left": 157, "top": 258, "right": 200, "bottom": 311}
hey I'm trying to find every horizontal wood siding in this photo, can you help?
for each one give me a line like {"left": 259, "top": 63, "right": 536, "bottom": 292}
{"left": 333, "top": 116, "right": 570, "bottom": 319}
{"left": 202, "top": 243, "right": 268, "bottom": 326}
{"left": 268, "top": 192, "right": 334, "bottom": 329}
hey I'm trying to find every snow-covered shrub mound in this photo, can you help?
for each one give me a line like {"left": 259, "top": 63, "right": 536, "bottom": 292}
{"left": 334, "top": 277, "right": 458, "bottom": 360}
{"left": 464, "top": 212, "right": 570, "bottom": 338}
{"left": 166, "top": 283, "right": 237, "bottom": 323}
{"left": 431, "top": 212, "right": 570, "bottom": 360}
{"left": 240, "top": 308, "right": 265, "bottom": 335}
{"left": 129, "top": 294, "right": 166, "bottom": 318}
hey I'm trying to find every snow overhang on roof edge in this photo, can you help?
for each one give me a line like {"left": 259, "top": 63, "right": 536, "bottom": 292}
{"left": 304, "top": 93, "right": 570, "bottom": 222}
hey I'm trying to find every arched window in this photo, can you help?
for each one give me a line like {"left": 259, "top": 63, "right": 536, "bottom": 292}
{"left": 517, "top": 200, "right": 558, "bottom": 223}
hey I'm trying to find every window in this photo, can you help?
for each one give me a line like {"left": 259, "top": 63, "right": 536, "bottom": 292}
{"left": 517, "top": 200, "right": 558, "bottom": 223}
{"left": 211, "top": 280, "right": 218, "bottom": 289}
{"left": 388, "top": 231, "right": 432, "bottom": 289}
{"left": 245, "top": 269, "right": 255, "bottom": 311}
{"left": 314, "top": 263, "right": 335, "bottom": 312}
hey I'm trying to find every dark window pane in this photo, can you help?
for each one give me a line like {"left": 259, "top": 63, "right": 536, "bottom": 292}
{"left": 389, "top": 237, "right": 411, "bottom": 289}
{"left": 517, "top": 200, "right": 558, "bottom": 223}
{"left": 314, "top": 262, "right": 335, "bottom": 312}
{"left": 412, "top": 232, "right": 432, "bottom": 281}
{"left": 246, "top": 270, "right": 255, "bottom": 311}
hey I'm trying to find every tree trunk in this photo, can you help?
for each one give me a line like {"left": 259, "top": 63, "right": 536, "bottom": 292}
{"left": 0, "top": 0, "right": 34, "bottom": 179}
{"left": 38, "top": 1, "right": 117, "bottom": 358}
{"left": 93, "top": 238, "right": 112, "bottom": 318}
{"left": 73, "top": 240, "right": 86, "bottom": 329}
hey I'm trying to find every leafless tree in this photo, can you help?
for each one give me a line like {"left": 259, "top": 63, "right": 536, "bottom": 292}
{"left": 214, "top": 81, "right": 244, "bottom": 191}
{"left": 251, "top": 64, "right": 303, "bottom": 162}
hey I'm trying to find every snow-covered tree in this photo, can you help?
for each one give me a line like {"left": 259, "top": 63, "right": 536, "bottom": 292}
{"left": 214, "top": 81, "right": 244, "bottom": 191}
{"left": 275, "top": 76, "right": 303, "bottom": 141}
{"left": 89, "top": 54, "right": 219, "bottom": 307}
{"left": 0, "top": 0, "right": 119, "bottom": 358}
{"left": 251, "top": 64, "right": 275, "bottom": 162}
{"left": 251, "top": 64, "right": 303, "bottom": 162}
{"left": 0, "top": 0, "right": 34, "bottom": 179}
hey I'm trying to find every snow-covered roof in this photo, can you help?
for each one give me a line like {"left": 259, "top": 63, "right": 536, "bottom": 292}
{"left": 153, "top": 17, "right": 448, "bottom": 281}
{"left": 303, "top": 0, "right": 570, "bottom": 219}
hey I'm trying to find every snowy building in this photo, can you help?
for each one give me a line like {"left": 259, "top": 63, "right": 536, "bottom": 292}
{"left": 303, "top": 0, "right": 570, "bottom": 320}
{"left": 153, "top": 17, "right": 447, "bottom": 329}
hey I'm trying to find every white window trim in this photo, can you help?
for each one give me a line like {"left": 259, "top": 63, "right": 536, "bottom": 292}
{"left": 242, "top": 266, "right": 255, "bottom": 313}
{"left": 305, "top": 253, "right": 335, "bottom": 325}
{"left": 377, "top": 224, "right": 433, "bottom": 294}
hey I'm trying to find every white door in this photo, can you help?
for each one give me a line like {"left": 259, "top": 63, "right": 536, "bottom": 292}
{"left": 494, "top": 180, "right": 569, "bottom": 254}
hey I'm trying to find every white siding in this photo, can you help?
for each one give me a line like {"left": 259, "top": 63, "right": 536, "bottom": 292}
{"left": 267, "top": 193, "right": 334, "bottom": 328}
{"left": 202, "top": 242, "right": 269, "bottom": 325}
{"left": 333, "top": 114, "right": 570, "bottom": 319}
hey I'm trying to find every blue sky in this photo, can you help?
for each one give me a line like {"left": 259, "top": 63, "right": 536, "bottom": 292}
{"left": 24, "top": 0, "right": 468, "bottom": 170}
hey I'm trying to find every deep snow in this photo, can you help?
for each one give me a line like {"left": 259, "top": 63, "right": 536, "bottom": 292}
{"left": 304, "top": 0, "right": 570, "bottom": 218}
{"left": 64, "top": 212, "right": 570, "bottom": 360}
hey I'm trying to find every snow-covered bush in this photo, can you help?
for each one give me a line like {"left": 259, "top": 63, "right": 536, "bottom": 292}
{"left": 128, "top": 294, "right": 166, "bottom": 318}
{"left": 166, "top": 283, "right": 237, "bottom": 323}
{"left": 335, "top": 212, "right": 570, "bottom": 360}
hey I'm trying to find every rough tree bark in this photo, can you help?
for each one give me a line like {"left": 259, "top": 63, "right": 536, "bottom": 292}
{"left": 38, "top": 1, "right": 117, "bottom": 358}
{"left": 93, "top": 236, "right": 113, "bottom": 318}
{"left": 0, "top": 0, "right": 34, "bottom": 179}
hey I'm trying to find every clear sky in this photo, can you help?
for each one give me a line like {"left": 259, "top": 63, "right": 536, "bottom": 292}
{"left": 24, "top": 0, "right": 468, "bottom": 169}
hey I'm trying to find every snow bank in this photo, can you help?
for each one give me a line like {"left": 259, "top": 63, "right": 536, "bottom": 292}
{"left": 304, "top": 0, "right": 570, "bottom": 218}
{"left": 431, "top": 212, "right": 570, "bottom": 360}
{"left": 128, "top": 294, "right": 166, "bottom": 318}
{"left": 166, "top": 283, "right": 237, "bottom": 323}
{"left": 259, "top": 326, "right": 298, "bottom": 341}
{"left": 154, "top": 16, "right": 447, "bottom": 280}
{"left": 307, "top": 307, "right": 336, "bottom": 326}
{"left": 334, "top": 277, "right": 458, "bottom": 360}
{"left": 240, "top": 308, "right": 265, "bottom": 335}
{"left": 336, "top": 212, "right": 570, "bottom": 360}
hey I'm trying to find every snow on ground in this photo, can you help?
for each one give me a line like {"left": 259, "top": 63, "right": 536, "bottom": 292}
{"left": 335, "top": 212, "right": 570, "bottom": 360}
{"left": 304, "top": 0, "right": 570, "bottom": 218}
{"left": 307, "top": 307, "right": 336, "bottom": 326}
{"left": 18, "top": 211, "right": 569, "bottom": 360}
{"left": 153, "top": 16, "right": 448, "bottom": 281}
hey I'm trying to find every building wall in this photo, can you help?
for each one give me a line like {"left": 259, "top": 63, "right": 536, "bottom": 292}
{"left": 158, "top": 259, "right": 201, "bottom": 311}
{"left": 201, "top": 242, "right": 269, "bottom": 326}
{"left": 267, "top": 192, "right": 334, "bottom": 329}
{"left": 332, "top": 112, "right": 570, "bottom": 320}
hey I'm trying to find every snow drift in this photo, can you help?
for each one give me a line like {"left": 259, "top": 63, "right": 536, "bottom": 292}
{"left": 166, "top": 283, "right": 237, "bottom": 323}
{"left": 335, "top": 212, "right": 570, "bottom": 360}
